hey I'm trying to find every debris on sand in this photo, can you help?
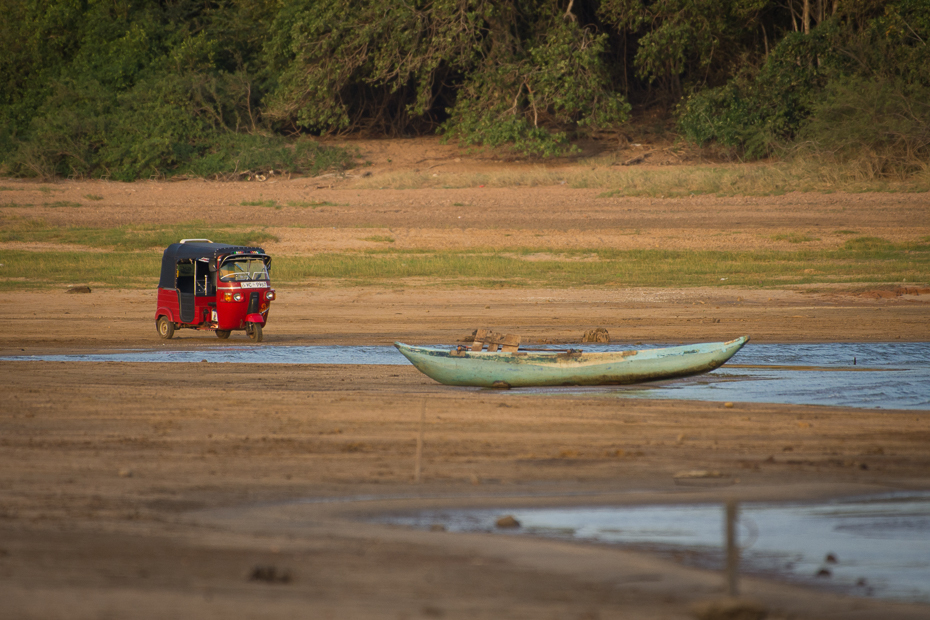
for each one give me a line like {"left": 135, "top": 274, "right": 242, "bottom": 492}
{"left": 249, "top": 565, "right": 292, "bottom": 584}
{"left": 495, "top": 515, "right": 520, "bottom": 528}
{"left": 674, "top": 470, "right": 723, "bottom": 479}
{"left": 582, "top": 327, "right": 610, "bottom": 343}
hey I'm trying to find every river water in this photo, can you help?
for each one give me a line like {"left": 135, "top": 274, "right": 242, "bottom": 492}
{"left": 6, "top": 342, "right": 928, "bottom": 410}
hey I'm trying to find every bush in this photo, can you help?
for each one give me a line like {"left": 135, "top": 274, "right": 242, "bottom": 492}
{"left": 440, "top": 12, "right": 630, "bottom": 156}
{"left": 7, "top": 79, "right": 117, "bottom": 178}
{"left": 1, "top": 70, "right": 353, "bottom": 180}
{"left": 800, "top": 77, "right": 930, "bottom": 178}
{"left": 677, "top": 29, "right": 834, "bottom": 158}
{"left": 677, "top": 0, "right": 930, "bottom": 173}
{"left": 180, "top": 134, "right": 355, "bottom": 179}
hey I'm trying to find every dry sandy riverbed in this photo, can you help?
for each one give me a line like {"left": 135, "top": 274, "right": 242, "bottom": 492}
{"left": 1, "top": 147, "right": 930, "bottom": 619}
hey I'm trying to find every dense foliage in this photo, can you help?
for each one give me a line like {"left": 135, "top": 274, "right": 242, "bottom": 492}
{"left": 1, "top": 0, "right": 927, "bottom": 179}
{"left": 678, "top": 0, "right": 930, "bottom": 173}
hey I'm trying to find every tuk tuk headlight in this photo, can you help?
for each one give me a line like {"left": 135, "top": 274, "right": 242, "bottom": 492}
{"left": 266, "top": 290, "right": 275, "bottom": 301}
{"left": 232, "top": 292, "right": 243, "bottom": 302}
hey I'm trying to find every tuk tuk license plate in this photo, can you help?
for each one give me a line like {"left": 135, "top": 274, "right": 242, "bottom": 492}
{"left": 240, "top": 282, "right": 269, "bottom": 289}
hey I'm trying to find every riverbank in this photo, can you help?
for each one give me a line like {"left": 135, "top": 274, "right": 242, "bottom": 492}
{"left": 2, "top": 149, "right": 929, "bottom": 618}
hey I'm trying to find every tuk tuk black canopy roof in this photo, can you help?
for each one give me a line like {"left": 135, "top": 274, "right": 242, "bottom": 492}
{"left": 158, "top": 242, "right": 267, "bottom": 289}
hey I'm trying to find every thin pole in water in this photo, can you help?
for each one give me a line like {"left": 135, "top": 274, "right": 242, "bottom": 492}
{"left": 726, "top": 500, "right": 739, "bottom": 596}
{"left": 415, "top": 400, "right": 425, "bottom": 483}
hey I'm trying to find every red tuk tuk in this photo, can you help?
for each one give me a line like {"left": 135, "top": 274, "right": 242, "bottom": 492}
{"left": 155, "top": 239, "right": 275, "bottom": 342}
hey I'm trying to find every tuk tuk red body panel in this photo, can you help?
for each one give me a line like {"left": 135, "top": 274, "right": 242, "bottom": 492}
{"left": 215, "top": 282, "right": 272, "bottom": 330}
{"left": 155, "top": 241, "right": 274, "bottom": 341}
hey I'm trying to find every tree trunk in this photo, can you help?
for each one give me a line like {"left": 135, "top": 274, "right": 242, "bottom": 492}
{"left": 803, "top": 0, "right": 811, "bottom": 34}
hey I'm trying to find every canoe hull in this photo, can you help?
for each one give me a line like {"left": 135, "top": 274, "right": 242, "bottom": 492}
{"left": 394, "top": 337, "right": 749, "bottom": 388}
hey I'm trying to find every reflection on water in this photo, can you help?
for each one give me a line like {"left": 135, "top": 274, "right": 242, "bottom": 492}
{"left": 4, "top": 342, "right": 929, "bottom": 410}
{"left": 383, "top": 492, "right": 930, "bottom": 604}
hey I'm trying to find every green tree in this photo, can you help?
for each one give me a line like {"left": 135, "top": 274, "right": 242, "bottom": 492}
{"left": 264, "top": 0, "right": 630, "bottom": 154}
{"left": 0, "top": 0, "right": 350, "bottom": 179}
{"left": 598, "top": 0, "right": 769, "bottom": 98}
{"left": 677, "top": 0, "right": 930, "bottom": 174}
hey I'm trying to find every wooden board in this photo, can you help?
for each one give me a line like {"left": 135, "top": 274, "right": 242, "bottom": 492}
{"left": 471, "top": 329, "right": 521, "bottom": 352}
{"left": 471, "top": 329, "right": 489, "bottom": 352}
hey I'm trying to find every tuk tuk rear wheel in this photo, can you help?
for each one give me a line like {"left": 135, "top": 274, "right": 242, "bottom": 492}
{"left": 247, "top": 323, "right": 263, "bottom": 343}
{"left": 215, "top": 330, "right": 231, "bottom": 339}
{"left": 157, "top": 316, "right": 175, "bottom": 339}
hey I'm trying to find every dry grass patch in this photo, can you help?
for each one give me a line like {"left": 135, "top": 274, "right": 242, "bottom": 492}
{"left": 348, "top": 160, "right": 930, "bottom": 195}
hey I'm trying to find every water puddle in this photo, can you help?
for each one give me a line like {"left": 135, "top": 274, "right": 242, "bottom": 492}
{"left": 382, "top": 492, "right": 930, "bottom": 604}
{"left": 5, "top": 342, "right": 928, "bottom": 410}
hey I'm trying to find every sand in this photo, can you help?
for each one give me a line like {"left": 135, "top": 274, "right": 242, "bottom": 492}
{"left": 1, "top": 140, "right": 929, "bottom": 619}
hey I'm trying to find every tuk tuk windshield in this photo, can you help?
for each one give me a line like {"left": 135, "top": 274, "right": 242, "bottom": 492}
{"left": 219, "top": 257, "right": 269, "bottom": 282}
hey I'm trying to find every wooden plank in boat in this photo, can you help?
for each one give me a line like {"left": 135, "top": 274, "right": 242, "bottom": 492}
{"left": 472, "top": 329, "right": 521, "bottom": 352}
{"left": 472, "top": 329, "right": 489, "bottom": 351}
{"left": 500, "top": 334, "right": 521, "bottom": 352}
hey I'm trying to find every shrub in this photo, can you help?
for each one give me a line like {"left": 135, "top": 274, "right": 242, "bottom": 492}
{"left": 181, "top": 134, "right": 355, "bottom": 178}
{"left": 677, "top": 0, "right": 930, "bottom": 173}
{"left": 677, "top": 29, "right": 834, "bottom": 158}
{"left": 799, "top": 77, "right": 930, "bottom": 178}
{"left": 2, "top": 71, "right": 353, "bottom": 180}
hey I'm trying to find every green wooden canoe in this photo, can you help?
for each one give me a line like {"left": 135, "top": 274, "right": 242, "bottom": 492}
{"left": 394, "top": 336, "right": 749, "bottom": 388}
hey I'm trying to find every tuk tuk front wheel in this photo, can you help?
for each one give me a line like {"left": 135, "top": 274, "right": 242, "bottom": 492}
{"left": 157, "top": 316, "right": 175, "bottom": 339}
{"left": 215, "top": 330, "right": 231, "bottom": 339}
{"left": 247, "top": 323, "right": 263, "bottom": 343}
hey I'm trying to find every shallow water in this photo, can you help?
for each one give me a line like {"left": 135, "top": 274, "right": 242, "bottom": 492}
{"left": 599, "top": 341, "right": 930, "bottom": 410}
{"left": 5, "top": 342, "right": 929, "bottom": 410}
{"left": 383, "top": 492, "right": 930, "bottom": 604}
{"left": 10, "top": 345, "right": 405, "bottom": 366}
